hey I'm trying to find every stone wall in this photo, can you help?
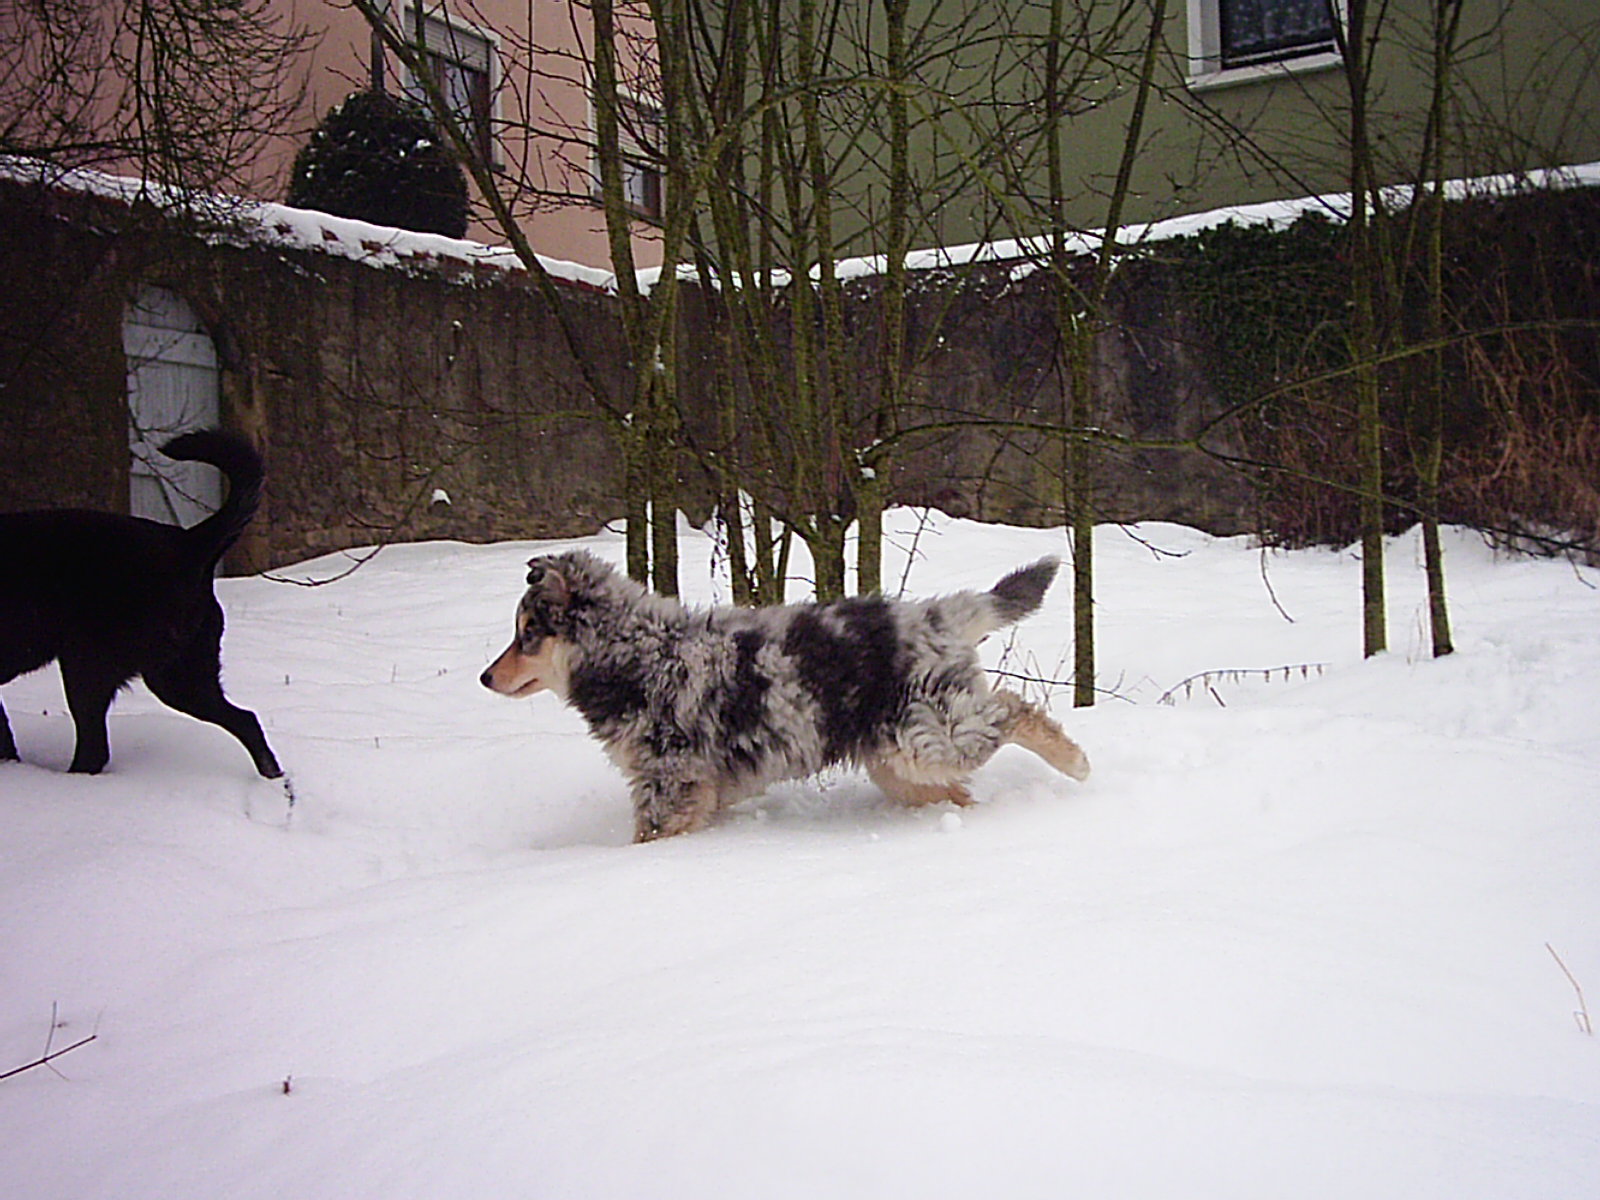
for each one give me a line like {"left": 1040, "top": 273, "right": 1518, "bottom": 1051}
{"left": 1, "top": 179, "right": 1254, "bottom": 574}
{"left": 857, "top": 261, "right": 1251, "bottom": 533}
{"left": 0, "top": 181, "right": 627, "bottom": 572}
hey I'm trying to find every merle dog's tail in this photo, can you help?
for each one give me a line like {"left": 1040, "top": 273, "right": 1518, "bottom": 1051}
{"left": 942, "top": 556, "right": 1060, "bottom": 643}
{"left": 989, "top": 557, "right": 1060, "bottom": 626}
{"left": 160, "top": 430, "right": 265, "bottom": 571}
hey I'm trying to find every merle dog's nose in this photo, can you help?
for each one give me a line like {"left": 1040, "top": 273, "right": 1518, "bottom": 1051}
{"left": 479, "top": 669, "right": 495, "bottom": 689}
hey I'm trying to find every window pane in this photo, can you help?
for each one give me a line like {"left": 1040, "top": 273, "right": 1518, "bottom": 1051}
{"left": 1220, "top": 0, "right": 1335, "bottom": 68}
{"left": 416, "top": 9, "right": 490, "bottom": 72}
{"left": 433, "top": 56, "right": 492, "bottom": 163}
{"left": 405, "top": 10, "right": 494, "bottom": 164}
{"left": 603, "top": 95, "right": 662, "bottom": 219}
{"left": 623, "top": 160, "right": 661, "bottom": 218}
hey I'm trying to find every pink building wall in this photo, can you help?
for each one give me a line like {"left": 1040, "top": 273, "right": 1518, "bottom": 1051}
{"left": 253, "top": 1, "right": 661, "bottom": 271}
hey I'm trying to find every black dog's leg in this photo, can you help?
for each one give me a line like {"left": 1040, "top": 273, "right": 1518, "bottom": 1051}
{"left": 144, "top": 658, "right": 283, "bottom": 780}
{"left": 0, "top": 697, "right": 17, "bottom": 761}
{"left": 60, "top": 664, "right": 119, "bottom": 774}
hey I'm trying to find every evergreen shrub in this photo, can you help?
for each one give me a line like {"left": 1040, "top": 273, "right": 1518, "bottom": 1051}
{"left": 287, "top": 90, "right": 470, "bottom": 239}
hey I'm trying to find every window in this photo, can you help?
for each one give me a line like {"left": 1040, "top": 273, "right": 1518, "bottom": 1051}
{"left": 594, "top": 93, "right": 663, "bottom": 221}
{"left": 1187, "top": 0, "right": 1340, "bottom": 89}
{"left": 405, "top": 5, "right": 495, "bottom": 165}
{"left": 1221, "top": 0, "right": 1336, "bottom": 68}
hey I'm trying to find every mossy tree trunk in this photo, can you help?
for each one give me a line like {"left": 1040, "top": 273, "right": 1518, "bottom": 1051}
{"left": 1337, "top": 0, "right": 1389, "bottom": 658}
{"left": 855, "top": 0, "right": 912, "bottom": 598}
{"left": 1043, "top": 0, "right": 1166, "bottom": 707}
{"left": 1417, "top": 0, "right": 1466, "bottom": 658}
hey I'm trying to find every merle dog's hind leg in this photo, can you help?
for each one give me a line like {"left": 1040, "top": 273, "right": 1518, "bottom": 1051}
{"left": 144, "top": 628, "right": 283, "bottom": 779}
{"left": 995, "top": 689, "right": 1090, "bottom": 781}
{"left": 866, "top": 758, "right": 975, "bottom": 808}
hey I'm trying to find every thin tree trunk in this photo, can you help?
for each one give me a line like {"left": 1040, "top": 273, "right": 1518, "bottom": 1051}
{"left": 648, "top": 363, "right": 680, "bottom": 596}
{"left": 796, "top": 0, "right": 848, "bottom": 600}
{"left": 1044, "top": 0, "right": 1083, "bottom": 704}
{"left": 1343, "top": 0, "right": 1388, "bottom": 657}
{"left": 623, "top": 429, "right": 650, "bottom": 584}
{"left": 1419, "top": 0, "right": 1463, "bottom": 657}
{"left": 858, "top": 0, "right": 911, "bottom": 597}
{"left": 1049, "top": 0, "right": 1166, "bottom": 707}
{"left": 591, "top": 0, "right": 653, "bottom": 583}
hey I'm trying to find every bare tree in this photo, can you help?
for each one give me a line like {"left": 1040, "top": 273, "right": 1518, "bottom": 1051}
{"left": 348, "top": 0, "right": 695, "bottom": 592}
{"left": 1411, "top": 0, "right": 1468, "bottom": 658}
{"left": 853, "top": 0, "right": 911, "bottom": 597}
{"left": 662, "top": 0, "right": 1022, "bottom": 601}
{"left": 350, "top": 0, "right": 1150, "bottom": 610}
{"left": 983, "top": 0, "right": 1167, "bottom": 705}
{"left": 1330, "top": 0, "right": 1393, "bottom": 659}
{"left": 1, "top": 0, "right": 314, "bottom": 199}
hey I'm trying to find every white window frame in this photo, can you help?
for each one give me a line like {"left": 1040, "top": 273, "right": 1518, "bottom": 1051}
{"left": 1186, "top": 0, "right": 1343, "bottom": 92}
{"left": 401, "top": 3, "right": 500, "bottom": 167}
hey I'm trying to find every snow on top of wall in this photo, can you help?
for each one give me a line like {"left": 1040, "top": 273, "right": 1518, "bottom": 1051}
{"left": 238, "top": 201, "right": 616, "bottom": 291}
{"left": 9, "top": 155, "right": 1599, "bottom": 297}
{"left": 0, "top": 157, "right": 615, "bottom": 292}
{"left": 634, "top": 159, "right": 1600, "bottom": 291}
{"left": 954, "top": 159, "right": 1600, "bottom": 282}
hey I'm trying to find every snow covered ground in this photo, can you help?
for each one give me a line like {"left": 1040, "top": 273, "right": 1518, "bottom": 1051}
{"left": 2, "top": 512, "right": 1597, "bottom": 1199}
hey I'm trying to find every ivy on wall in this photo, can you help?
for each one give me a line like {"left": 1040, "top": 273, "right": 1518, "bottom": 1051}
{"left": 1164, "top": 192, "right": 1600, "bottom": 554}
{"left": 1170, "top": 212, "right": 1349, "bottom": 415}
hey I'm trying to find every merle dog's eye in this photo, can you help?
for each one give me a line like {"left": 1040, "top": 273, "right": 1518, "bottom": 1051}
{"left": 519, "top": 605, "right": 555, "bottom": 645}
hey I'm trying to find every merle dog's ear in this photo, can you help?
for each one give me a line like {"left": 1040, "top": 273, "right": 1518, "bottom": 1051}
{"left": 525, "top": 558, "right": 572, "bottom": 610}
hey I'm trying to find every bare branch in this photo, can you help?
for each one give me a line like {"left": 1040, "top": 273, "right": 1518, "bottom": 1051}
{"left": 0, "top": 1006, "right": 98, "bottom": 1083}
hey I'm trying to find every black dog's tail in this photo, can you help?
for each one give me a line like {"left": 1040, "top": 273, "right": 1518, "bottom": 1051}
{"left": 160, "top": 430, "right": 265, "bottom": 570}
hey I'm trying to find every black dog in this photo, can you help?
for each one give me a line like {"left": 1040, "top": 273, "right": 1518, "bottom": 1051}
{"left": 0, "top": 431, "right": 283, "bottom": 779}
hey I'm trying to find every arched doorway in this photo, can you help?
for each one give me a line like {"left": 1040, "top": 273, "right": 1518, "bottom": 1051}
{"left": 122, "top": 285, "right": 221, "bottom": 526}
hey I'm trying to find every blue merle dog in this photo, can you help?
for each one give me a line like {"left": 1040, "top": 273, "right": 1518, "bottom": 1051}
{"left": 481, "top": 551, "right": 1089, "bottom": 841}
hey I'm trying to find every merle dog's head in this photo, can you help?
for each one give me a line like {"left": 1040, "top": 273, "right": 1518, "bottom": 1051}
{"left": 479, "top": 551, "right": 625, "bottom": 699}
{"left": 480, "top": 555, "right": 581, "bottom": 698}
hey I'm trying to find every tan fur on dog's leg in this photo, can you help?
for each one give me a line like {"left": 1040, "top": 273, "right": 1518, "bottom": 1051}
{"left": 867, "top": 760, "right": 975, "bottom": 808}
{"left": 995, "top": 690, "right": 1091, "bottom": 781}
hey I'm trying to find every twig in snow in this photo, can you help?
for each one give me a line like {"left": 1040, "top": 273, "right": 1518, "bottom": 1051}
{"left": 1156, "top": 663, "right": 1327, "bottom": 706}
{"left": 891, "top": 507, "right": 939, "bottom": 597}
{"left": 1259, "top": 543, "right": 1296, "bottom": 623}
{"left": 261, "top": 543, "right": 384, "bottom": 587}
{"left": 986, "top": 666, "right": 1136, "bottom": 705}
{"left": 1546, "top": 942, "right": 1593, "bottom": 1035}
{"left": 1567, "top": 556, "right": 1597, "bottom": 590}
{"left": 0, "top": 1004, "right": 98, "bottom": 1082}
{"left": 1114, "top": 524, "right": 1192, "bottom": 561}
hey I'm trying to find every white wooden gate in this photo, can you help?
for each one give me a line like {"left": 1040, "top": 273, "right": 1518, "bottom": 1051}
{"left": 122, "top": 285, "right": 221, "bottom": 526}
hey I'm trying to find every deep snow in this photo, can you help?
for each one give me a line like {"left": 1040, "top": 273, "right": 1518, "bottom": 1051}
{"left": 2, "top": 512, "right": 1597, "bottom": 1199}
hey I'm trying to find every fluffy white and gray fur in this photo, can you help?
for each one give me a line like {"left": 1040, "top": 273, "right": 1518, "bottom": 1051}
{"left": 481, "top": 550, "right": 1089, "bottom": 841}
